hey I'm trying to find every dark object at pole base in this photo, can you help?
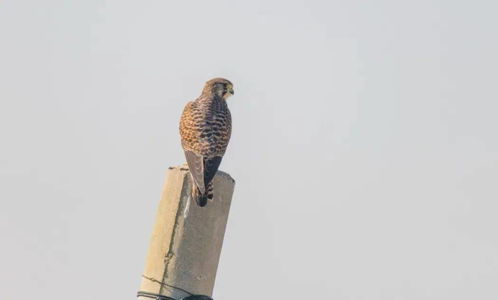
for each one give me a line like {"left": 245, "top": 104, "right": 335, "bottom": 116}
{"left": 138, "top": 291, "right": 213, "bottom": 300}
{"left": 183, "top": 296, "right": 214, "bottom": 300}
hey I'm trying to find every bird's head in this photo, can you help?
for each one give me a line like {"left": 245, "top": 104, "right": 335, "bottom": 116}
{"left": 202, "top": 77, "right": 234, "bottom": 100}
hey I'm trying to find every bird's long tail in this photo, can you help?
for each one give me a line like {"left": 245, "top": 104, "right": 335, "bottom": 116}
{"left": 192, "top": 181, "right": 214, "bottom": 207}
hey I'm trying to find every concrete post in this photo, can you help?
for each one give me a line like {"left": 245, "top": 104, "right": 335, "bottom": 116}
{"left": 138, "top": 165, "right": 235, "bottom": 300}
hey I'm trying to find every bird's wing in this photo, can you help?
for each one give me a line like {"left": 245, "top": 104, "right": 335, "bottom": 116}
{"left": 184, "top": 150, "right": 205, "bottom": 194}
{"left": 203, "top": 156, "right": 222, "bottom": 186}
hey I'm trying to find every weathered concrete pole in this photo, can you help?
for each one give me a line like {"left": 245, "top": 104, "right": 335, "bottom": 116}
{"left": 137, "top": 165, "right": 235, "bottom": 300}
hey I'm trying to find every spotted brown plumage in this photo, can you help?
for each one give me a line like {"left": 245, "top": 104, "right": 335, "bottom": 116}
{"left": 179, "top": 78, "right": 233, "bottom": 207}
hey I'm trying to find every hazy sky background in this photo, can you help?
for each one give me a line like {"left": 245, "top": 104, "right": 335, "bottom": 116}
{"left": 1, "top": 1, "right": 498, "bottom": 299}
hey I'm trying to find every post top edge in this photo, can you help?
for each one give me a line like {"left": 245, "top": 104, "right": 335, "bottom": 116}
{"left": 168, "top": 164, "right": 235, "bottom": 183}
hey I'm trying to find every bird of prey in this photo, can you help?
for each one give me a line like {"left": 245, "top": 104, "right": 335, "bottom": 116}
{"left": 179, "top": 78, "right": 234, "bottom": 207}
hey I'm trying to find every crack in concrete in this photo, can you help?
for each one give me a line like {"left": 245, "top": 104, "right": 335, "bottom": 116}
{"left": 160, "top": 173, "right": 189, "bottom": 294}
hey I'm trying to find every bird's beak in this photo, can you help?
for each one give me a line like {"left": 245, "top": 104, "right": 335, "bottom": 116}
{"left": 228, "top": 86, "right": 234, "bottom": 95}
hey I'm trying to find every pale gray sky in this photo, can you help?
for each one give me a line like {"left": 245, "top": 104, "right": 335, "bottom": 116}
{"left": 1, "top": 1, "right": 498, "bottom": 299}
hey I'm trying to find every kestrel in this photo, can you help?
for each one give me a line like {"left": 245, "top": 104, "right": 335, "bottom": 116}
{"left": 179, "top": 78, "right": 234, "bottom": 207}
